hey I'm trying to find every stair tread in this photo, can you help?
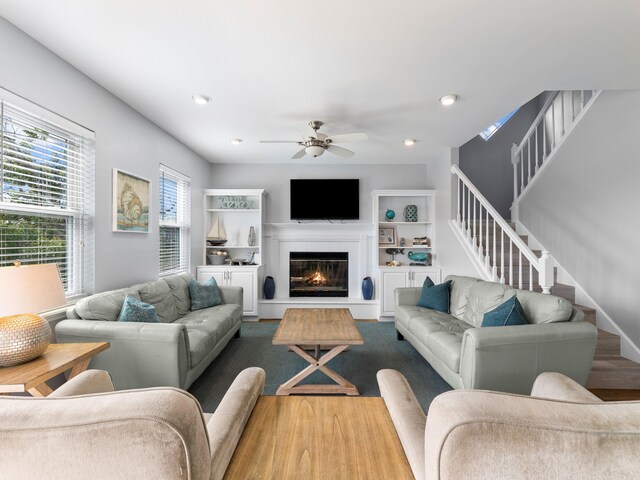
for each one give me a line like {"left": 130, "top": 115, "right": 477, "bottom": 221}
{"left": 573, "top": 304, "right": 597, "bottom": 314}
{"left": 591, "top": 356, "right": 640, "bottom": 369}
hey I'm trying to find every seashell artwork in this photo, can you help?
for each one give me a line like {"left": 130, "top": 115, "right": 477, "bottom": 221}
{"left": 113, "top": 169, "right": 150, "bottom": 233}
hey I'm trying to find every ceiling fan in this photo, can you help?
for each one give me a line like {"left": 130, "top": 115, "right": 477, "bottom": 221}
{"left": 260, "top": 121, "right": 368, "bottom": 159}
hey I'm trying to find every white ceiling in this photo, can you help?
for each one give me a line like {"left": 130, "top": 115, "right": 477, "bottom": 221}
{"left": 1, "top": 1, "right": 639, "bottom": 164}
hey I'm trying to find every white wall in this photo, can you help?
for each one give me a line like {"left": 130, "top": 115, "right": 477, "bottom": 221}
{"left": 209, "top": 163, "right": 429, "bottom": 223}
{"left": 0, "top": 18, "right": 211, "bottom": 292}
{"left": 518, "top": 90, "right": 640, "bottom": 355}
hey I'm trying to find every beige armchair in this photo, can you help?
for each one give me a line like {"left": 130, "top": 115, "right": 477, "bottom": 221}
{"left": 0, "top": 367, "right": 265, "bottom": 480}
{"left": 378, "top": 369, "right": 640, "bottom": 480}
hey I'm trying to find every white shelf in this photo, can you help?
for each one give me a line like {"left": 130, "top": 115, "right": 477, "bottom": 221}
{"left": 206, "top": 245, "right": 261, "bottom": 249}
{"left": 206, "top": 208, "right": 260, "bottom": 212}
{"left": 378, "top": 245, "right": 431, "bottom": 249}
{"left": 378, "top": 221, "right": 432, "bottom": 225}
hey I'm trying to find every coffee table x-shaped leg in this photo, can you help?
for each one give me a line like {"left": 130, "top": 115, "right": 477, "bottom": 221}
{"left": 276, "top": 344, "right": 359, "bottom": 396}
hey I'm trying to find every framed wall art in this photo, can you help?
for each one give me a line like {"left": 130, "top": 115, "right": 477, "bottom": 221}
{"left": 378, "top": 227, "right": 396, "bottom": 245}
{"left": 112, "top": 169, "right": 150, "bottom": 233}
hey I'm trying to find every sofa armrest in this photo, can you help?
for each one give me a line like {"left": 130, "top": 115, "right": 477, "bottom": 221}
{"left": 219, "top": 286, "right": 243, "bottom": 307}
{"left": 49, "top": 370, "right": 115, "bottom": 397}
{"left": 459, "top": 322, "right": 597, "bottom": 394}
{"left": 55, "top": 320, "right": 190, "bottom": 390}
{"left": 395, "top": 287, "right": 421, "bottom": 307}
{"left": 531, "top": 371, "right": 602, "bottom": 403}
{"left": 206, "top": 367, "right": 265, "bottom": 480}
{"left": 377, "top": 369, "right": 427, "bottom": 480}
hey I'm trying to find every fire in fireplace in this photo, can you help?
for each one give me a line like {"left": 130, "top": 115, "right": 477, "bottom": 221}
{"left": 289, "top": 252, "right": 348, "bottom": 297}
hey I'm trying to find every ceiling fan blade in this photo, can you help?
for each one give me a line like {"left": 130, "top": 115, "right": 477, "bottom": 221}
{"left": 291, "top": 148, "right": 307, "bottom": 159}
{"left": 327, "top": 132, "right": 368, "bottom": 143}
{"left": 259, "top": 140, "right": 300, "bottom": 144}
{"left": 326, "top": 145, "right": 355, "bottom": 158}
{"left": 297, "top": 122, "right": 317, "bottom": 140}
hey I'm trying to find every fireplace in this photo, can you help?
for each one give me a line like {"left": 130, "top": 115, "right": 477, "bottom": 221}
{"left": 289, "top": 252, "right": 348, "bottom": 297}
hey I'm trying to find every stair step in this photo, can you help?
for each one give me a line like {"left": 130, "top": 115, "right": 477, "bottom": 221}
{"left": 574, "top": 304, "right": 597, "bottom": 325}
{"left": 588, "top": 356, "right": 640, "bottom": 389}
{"left": 596, "top": 329, "right": 621, "bottom": 356}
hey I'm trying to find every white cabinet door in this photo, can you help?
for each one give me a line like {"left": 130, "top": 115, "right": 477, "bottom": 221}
{"left": 196, "top": 267, "right": 225, "bottom": 285}
{"left": 229, "top": 270, "right": 257, "bottom": 315}
{"left": 381, "top": 270, "right": 409, "bottom": 316}
{"left": 411, "top": 268, "right": 442, "bottom": 287}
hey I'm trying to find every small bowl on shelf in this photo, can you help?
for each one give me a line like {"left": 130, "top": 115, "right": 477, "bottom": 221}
{"left": 207, "top": 251, "right": 228, "bottom": 265}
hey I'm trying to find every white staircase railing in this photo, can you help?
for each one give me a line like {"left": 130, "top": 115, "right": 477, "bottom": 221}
{"left": 451, "top": 164, "right": 554, "bottom": 293}
{"left": 512, "top": 90, "right": 601, "bottom": 208}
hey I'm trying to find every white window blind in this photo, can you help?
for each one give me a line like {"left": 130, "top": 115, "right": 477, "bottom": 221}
{"left": 0, "top": 93, "right": 95, "bottom": 297}
{"left": 159, "top": 164, "right": 190, "bottom": 275}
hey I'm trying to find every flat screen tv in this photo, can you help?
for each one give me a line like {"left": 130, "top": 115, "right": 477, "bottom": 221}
{"left": 290, "top": 179, "right": 359, "bottom": 220}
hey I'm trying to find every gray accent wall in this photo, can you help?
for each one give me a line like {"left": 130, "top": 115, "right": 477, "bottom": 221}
{"left": 459, "top": 96, "right": 541, "bottom": 219}
{"left": 209, "top": 163, "right": 429, "bottom": 223}
{"left": 518, "top": 90, "right": 640, "bottom": 353}
{"left": 0, "top": 18, "right": 211, "bottom": 292}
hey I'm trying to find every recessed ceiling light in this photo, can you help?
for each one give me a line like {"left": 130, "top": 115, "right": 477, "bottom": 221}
{"left": 230, "top": 138, "right": 243, "bottom": 145}
{"left": 439, "top": 94, "right": 459, "bottom": 106}
{"left": 192, "top": 94, "right": 211, "bottom": 105}
{"left": 404, "top": 139, "right": 416, "bottom": 146}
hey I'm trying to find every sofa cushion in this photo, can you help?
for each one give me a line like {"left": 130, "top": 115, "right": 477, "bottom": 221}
{"left": 117, "top": 295, "right": 160, "bottom": 323}
{"left": 184, "top": 327, "right": 216, "bottom": 368}
{"left": 164, "top": 272, "right": 193, "bottom": 318}
{"left": 189, "top": 277, "right": 223, "bottom": 311}
{"left": 482, "top": 296, "right": 528, "bottom": 327}
{"left": 75, "top": 287, "right": 140, "bottom": 322}
{"left": 426, "top": 332, "right": 464, "bottom": 373}
{"left": 417, "top": 280, "right": 452, "bottom": 313}
{"left": 447, "top": 275, "right": 483, "bottom": 321}
{"left": 407, "top": 311, "right": 472, "bottom": 348}
{"left": 175, "top": 304, "right": 241, "bottom": 336}
{"left": 463, "top": 281, "right": 511, "bottom": 327}
{"left": 137, "top": 280, "right": 178, "bottom": 323}
{"left": 514, "top": 289, "right": 574, "bottom": 324}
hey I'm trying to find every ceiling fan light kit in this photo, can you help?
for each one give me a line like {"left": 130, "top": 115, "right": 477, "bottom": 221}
{"left": 192, "top": 94, "right": 211, "bottom": 105}
{"left": 260, "top": 120, "right": 368, "bottom": 160}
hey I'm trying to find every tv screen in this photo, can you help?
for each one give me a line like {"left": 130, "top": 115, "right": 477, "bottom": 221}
{"left": 290, "top": 179, "right": 359, "bottom": 220}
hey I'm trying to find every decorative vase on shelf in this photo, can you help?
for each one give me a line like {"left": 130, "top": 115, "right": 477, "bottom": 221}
{"left": 362, "top": 277, "right": 374, "bottom": 300}
{"left": 404, "top": 205, "right": 418, "bottom": 222}
{"left": 385, "top": 209, "right": 395, "bottom": 221}
{"left": 248, "top": 226, "right": 256, "bottom": 246}
{"left": 263, "top": 276, "right": 275, "bottom": 299}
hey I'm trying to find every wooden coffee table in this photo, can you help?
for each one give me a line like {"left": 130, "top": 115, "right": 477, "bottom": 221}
{"left": 0, "top": 342, "right": 109, "bottom": 397}
{"left": 272, "top": 308, "right": 364, "bottom": 396}
{"left": 224, "top": 396, "right": 414, "bottom": 479}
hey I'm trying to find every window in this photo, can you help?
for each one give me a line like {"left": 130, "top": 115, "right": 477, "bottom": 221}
{"left": 159, "top": 164, "right": 190, "bottom": 275}
{"left": 479, "top": 107, "right": 520, "bottom": 141}
{"left": 0, "top": 91, "right": 95, "bottom": 297}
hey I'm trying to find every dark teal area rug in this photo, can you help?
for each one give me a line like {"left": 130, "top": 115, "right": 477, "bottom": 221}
{"left": 189, "top": 321, "right": 451, "bottom": 413}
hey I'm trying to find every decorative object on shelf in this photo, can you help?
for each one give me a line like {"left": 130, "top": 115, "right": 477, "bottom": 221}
{"left": 399, "top": 237, "right": 406, "bottom": 247}
{"left": 362, "top": 276, "right": 374, "bottom": 300}
{"left": 264, "top": 276, "right": 276, "bottom": 299}
{"left": 379, "top": 227, "right": 396, "bottom": 245}
{"left": 404, "top": 204, "right": 418, "bottom": 222}
{"left": 385, "top": 209, "right": 396, "bottom": 221}
{"left": 408, "top": 251, "right": 432, "bottom": 266}
{"left": 412, "top": 236, "right": 430, "bottom": 246}
{"left": 206, "top": 250, "right": 228, "bottom": 265}
{"left": 227, "top": 258, "right": 249, "bottom": 265}
{"left": 248, "top": 226, "right": 256, "bottom": 246}
{"left": 219, "top": 196, "right": 250, "bottom": 209}
{"left": 112, "top": 169, "right": 150, "bottom": 233}
{"left": 385, "top": 248, "right": 404, "bottom": 266}
{"left": 206, "top": 217, "right": 227, "bottom": 246}
{"left": 0, "top": 262, "right": 65, "bottom": 367}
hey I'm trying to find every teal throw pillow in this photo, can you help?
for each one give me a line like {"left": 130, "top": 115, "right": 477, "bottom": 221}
{"left": 482, "top": 296, "right": 528, "bottom": 327}
{"left": 118, "top": 295, "right": 159, "bottom": 323}
{"left": 417, "top": 277, "right": 452, "bottom": 313}
{"left": 189, "top": 277, "right": 223, "bottom": 310}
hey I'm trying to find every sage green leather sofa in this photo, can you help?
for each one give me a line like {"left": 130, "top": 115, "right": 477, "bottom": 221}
{"left": 56, "top": 272, "right": 242, "bottom": 390}
{"left": 394, "top": 275, "right": 597, "bottom": 394}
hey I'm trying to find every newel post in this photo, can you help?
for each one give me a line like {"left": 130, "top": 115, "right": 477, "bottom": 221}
{"left": 538, "top": 250, "right": 554, "bottom": 294}
{"left": 511, "top": 143, "right": 519, "bottom": 224}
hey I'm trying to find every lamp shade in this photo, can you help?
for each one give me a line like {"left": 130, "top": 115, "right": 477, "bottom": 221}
{"left": 0, "top": 263, "right": 66, "bottom": 317}
{"left": 0, "top": 264, "right": 65, "bottom": 367}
